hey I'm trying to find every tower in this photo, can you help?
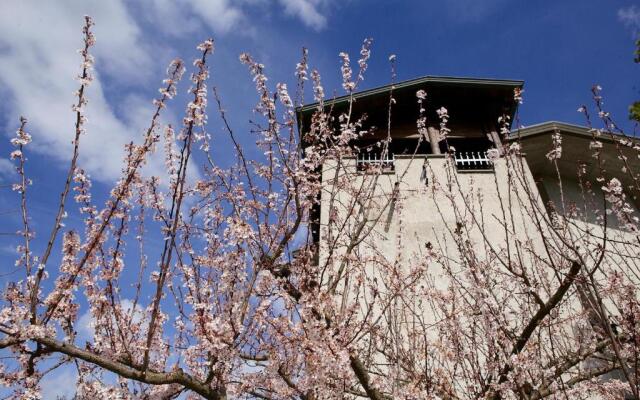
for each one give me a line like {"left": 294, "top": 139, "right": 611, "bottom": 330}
{"left": 296, "top": 76, "right": 527, "bottom": 272}
{"left": 295, "top": 76, "right": 640, "bottom": 398}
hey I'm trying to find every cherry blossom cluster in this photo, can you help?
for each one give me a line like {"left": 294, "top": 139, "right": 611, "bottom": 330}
{"left": 1, "top": 17, "right": 639, "bottom": 400}
{"left": 545, "top": 128, "right": 562, "bottom": 160}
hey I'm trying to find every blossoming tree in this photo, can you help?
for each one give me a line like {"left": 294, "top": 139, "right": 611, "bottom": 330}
{"left": 1, "top": 16, "right": 639, "bottom": 400}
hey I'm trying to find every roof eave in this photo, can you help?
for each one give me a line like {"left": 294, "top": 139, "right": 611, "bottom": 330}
{"left": 296, "top": 75, "right": 524, "bottom": 115}
{"left": 508, "top": 121, "right": 637, "bottom": 147}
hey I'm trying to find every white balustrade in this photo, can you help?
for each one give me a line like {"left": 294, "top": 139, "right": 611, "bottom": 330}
{"left": 454, "top": 151, "right": 493, "bottom": 170}
{"left": 356, "top": 152, "right": 395, "bottom": 172}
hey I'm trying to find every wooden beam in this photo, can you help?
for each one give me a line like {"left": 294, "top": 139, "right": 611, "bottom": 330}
{"left": 427, "top": 127, "right": 441, "bottom": 155}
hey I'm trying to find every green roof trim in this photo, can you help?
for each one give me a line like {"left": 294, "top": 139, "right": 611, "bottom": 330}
{"left": 508, "top": 121, "right": 591, "bottom": 140}
{"left": 296, "top": 75, "right": 524, "bottom": 114}
{"left": 508, "top": 121, "right": 633, "bottom": 143}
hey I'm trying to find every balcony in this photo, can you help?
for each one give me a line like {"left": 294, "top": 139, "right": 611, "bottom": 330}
{"left": 356, "top": 152, "right": 395, "bottom": 173}
{"left": 454, "top": 151, "right": 494, "bottom": 171}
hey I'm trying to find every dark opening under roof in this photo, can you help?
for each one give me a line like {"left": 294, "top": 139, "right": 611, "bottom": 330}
{"left": 297, "top": 75, "right": 524, "bottom": 114}
{"left": 296, "top": 75, "right": 524, "bottom": 138}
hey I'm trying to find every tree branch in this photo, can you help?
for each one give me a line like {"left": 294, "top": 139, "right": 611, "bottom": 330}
{"left": 32, "top": 336, "right": 224, "bottom": 400}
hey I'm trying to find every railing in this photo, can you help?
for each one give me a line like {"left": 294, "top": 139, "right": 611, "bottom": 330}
{"left": 356, "top": 152, "right": 395, "bottom": 172}
{"left": 454, "top": 151, "right": 493, "bottom": 171}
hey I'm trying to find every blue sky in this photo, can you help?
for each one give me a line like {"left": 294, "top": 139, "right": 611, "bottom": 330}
{"left": 0, "top": 1, "right": 638, "bottom": 185}
{"left": 0, "top": 1, "right": 638, "bottom": 397}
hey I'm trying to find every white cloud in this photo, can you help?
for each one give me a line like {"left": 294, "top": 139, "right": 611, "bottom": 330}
{"left": 40, "top": 366, "right": 77, "bottom": 400}
{"left": 186, "top": 0, "right": 247, "bottom": 34}
{"left": 140, "top": 0, "right": 330, "bottom": 34}
{"left": 278, "top": 0, "right": 328, "bottom": 30}
{"left": 76, "top": 298, "right": 146, "bottom": 341}
{"left": 0, "top": 1, "right": 167, "bottom": 184}
{"left": 76, "top": 307, "right": 95, "bottom": 340}
{"left": 0, "top": 0, "right": 331, "bottom": 185}
{"left": 619, "top": 5, "right": 640, "bottom": 34}
{"left": 0, "top": 244, "right": 18, "bottom": 255}
{"left": 0, "top": 159, "right": 17, "bottom": 183}
{"left": 137, "top": 0, "right": 200, "bottom": 36}
{"left": 175, "top": 0, "right": 331, "bottom": 33}
{"left": 137, "top": 0, "right": 246, "bottom": 36}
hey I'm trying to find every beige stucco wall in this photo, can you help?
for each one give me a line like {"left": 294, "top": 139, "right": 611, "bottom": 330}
{"left": 315, "top": 150, "right": 640, "bottom": 394}
{"left": 541, "top": 176, "right": 640, "bottom": 304}
{"left": 315, "top": 153, "right": 573, "bottom": 393}
{"left": 317, "top": 153, "right": 548, "bottom": 289}
{"left": 316, "top": 153, "right": 565, "bottom": 337}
